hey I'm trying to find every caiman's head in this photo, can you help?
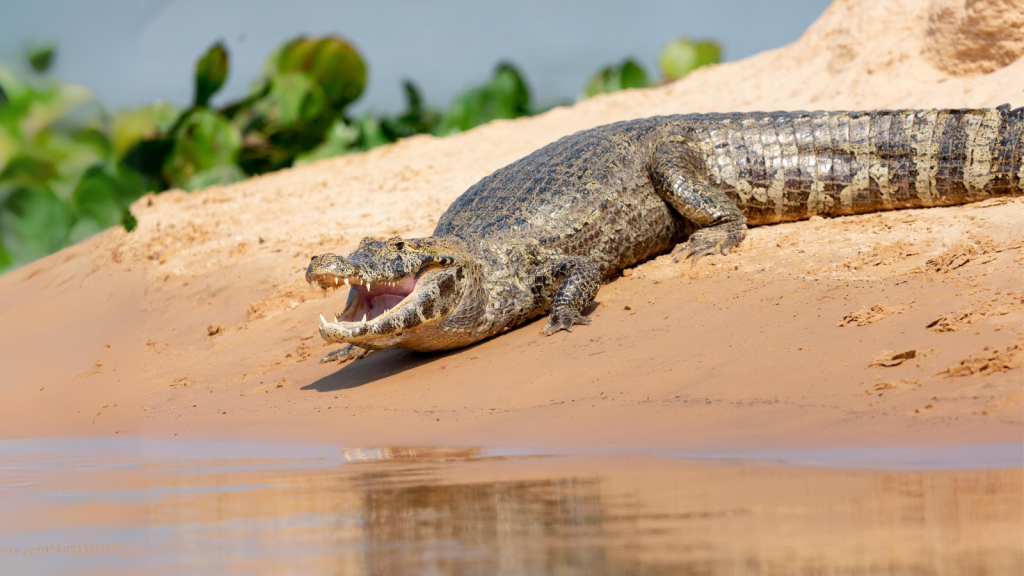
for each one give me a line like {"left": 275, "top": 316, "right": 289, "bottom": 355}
{"left": 305, "top": 236, "right": 474, "bottom": 350}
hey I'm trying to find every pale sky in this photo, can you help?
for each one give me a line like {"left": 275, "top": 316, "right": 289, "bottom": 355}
{"left": 0, "top": 0, "right": 830, "bottom": 114}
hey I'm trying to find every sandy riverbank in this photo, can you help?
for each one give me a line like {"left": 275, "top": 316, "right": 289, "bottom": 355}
{"left": 0, "top": 0, "right": 1021, "bottom": 451}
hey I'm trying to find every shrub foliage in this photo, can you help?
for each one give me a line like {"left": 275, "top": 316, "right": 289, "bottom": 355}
{"left": 0, "top": 36, "right": 719, "bottom": 273}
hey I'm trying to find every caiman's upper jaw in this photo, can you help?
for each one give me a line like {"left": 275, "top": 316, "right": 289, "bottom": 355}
{"left": 309, "top": 269, "right": 421, "bottom": 325}
{"left": 307, "top": 270, "right": 413, "bottom": 296}
{"left": 313, "top": 264, "right": 460, "bottom": 347}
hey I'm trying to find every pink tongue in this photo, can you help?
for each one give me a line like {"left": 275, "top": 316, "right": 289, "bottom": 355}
{"left": 369, "top": 294, "right": 405, "bottom": 319}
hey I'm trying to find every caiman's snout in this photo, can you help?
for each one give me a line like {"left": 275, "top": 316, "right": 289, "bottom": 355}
{"left": 306, "top": 253, "right": 358, "bottom": 294}
{"left": 305, "top": 236, "right": 474, "bottom": 350}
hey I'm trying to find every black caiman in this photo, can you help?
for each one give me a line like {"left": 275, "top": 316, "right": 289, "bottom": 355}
{"left": 306, "top": 105, "right": 1024, "bottom": 363}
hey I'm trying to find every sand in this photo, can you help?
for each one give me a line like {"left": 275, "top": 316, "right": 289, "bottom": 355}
{"left": 1, "top": 0, "right": 1021, "bottom": 452}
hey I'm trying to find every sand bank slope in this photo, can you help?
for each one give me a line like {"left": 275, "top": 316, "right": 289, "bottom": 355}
{"left": 0, "top": 0, "right": 1021, "bottom": 450}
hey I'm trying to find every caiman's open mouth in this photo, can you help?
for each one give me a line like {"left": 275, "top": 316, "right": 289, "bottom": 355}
{"left": 307, "top": 267, "right": 432, "bottom": 331}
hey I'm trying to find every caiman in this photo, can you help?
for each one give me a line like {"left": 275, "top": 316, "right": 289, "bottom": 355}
{"left": 306, "top": 105, "right": 1024, "bottom": 363}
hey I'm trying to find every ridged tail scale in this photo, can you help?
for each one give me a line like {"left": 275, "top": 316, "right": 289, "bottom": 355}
{"left": 700, "top": 105, "right": 1024, "bottom": 226}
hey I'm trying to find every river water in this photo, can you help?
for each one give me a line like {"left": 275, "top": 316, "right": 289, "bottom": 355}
{"left": 1, "top": 438, "right": 1021, "bottom": 575}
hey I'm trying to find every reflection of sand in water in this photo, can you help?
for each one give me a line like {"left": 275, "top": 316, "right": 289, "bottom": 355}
{"left": 136, "top": 457, "right": 1021, "bottom": 574}
{"left": 342, "top": 446, "right": 482, "bottom": 461}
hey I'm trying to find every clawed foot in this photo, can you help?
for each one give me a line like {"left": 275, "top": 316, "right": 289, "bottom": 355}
{"left": 319, "top": 344, "right": 371, "bottom": 364}
{"left": 672, "top": 222, "right": 747, "bottom": 264}
{"left": 542, "top": 308, "right": 592, "bottom": 336}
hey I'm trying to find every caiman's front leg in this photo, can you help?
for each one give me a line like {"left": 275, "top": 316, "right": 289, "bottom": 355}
{"left": 651, "top": 137, "right": 747, "bottom": 262}
{"left": 320, "top": 344, "right": 371, "bottom": 364}
{"left": 534, "top": 257, "right": 601, "bottom": 336}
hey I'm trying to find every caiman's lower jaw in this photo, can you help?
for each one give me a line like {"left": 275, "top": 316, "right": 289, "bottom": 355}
{"left": 311, "top": 266, "right": 454, "bottom": 346}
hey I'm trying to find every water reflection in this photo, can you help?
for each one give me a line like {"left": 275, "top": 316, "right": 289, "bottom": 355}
{"left": 0, "top": 440, "right": 1021, "bottom": 575}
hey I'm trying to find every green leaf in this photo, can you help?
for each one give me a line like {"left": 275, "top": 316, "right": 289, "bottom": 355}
{"left": 119, "top": 208, "right": 136, "bottom": 230}
{"left": 112, "top": 162, "right": 162, "bottom": 203}
{"left": 120, "top": 137, "right": 175, "bottom": 183}
{"left": 163, "top": 109, "right": 241, "bottom": 188}
{"left": 435, "top": 63, "right": 532, "bottom": 135}
{"left": 66, "top": 218, "right": 106, "bottom": 245}
{"left": 384, "top": 80, "right": 440, "bottom": 138}
{"left": 583, "top": 67, "right": 613, "bottom": 99}
{"left": 404, "top": 80, "right": 423, "bottom": 116}
{"left": 71, "top": 165, "right": 124, "bottom": 229}
{"left": 356, "top": 115, "right": 390, "bottom": 150}
{"left": 183, "top": 164, "right": 246, "bottom": 191}
{"left": 274, "top": 37, "right": 366, "bottom": 111}
{"left": 195, "top": 42, "right": 229, "bottom": 107}
{"left": 276, "top": 38, "right": 317, "bottom": 74}
{"left": 120, "top": 208, "right": 137, "bottom": 232}
{"left": 306, "top": 38, "right": 366, "bottom": 111}
{"left": 489, "top": 63, "right": 531, "bottom": 117}
{"left": 28, "top": 129, "right": 107, "bottom": 200}
{"left": 0, "top": 186, "right": 73, "bottom": 265}
{"left": 0, "top": 237, "right": 12, "bottom": 271}
{"left": 582, "top": 59, "right": 651, "bottom": 99}
{"left": 257, "top": 72, "right": 325, "bottom": 130}
{"left": 232, "top": 71, "right": 333, "bottom": 174}
{"left": 71, "top": 128, "right": 112, "bottom": 160}
{"left": 27, "top": 44, "right": 56, "bottom": 74}
{"left": 294, "top": 118, "right": 360, "bottom": 164}
{"left": 111, "top": 102, "right": 178, "bottom": 160}
{"left": 619, "top": 60, "right": 651, "bottom": 89}
{"left": 0, "top": 154, "right": 57, "bottom": 187}
{"left": 17, "top": 83, "right": 92, "bottom": 144}
{"left": 0, "top": 66, "right": 27, "bottom": 103}
{"left": 659, "top": 38, "right": 722, "bottom": 81}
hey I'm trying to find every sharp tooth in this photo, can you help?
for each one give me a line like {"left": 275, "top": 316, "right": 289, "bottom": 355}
{"left": 366, "top": 282, "right": 371, "bottom": 290}
{"left": 361, "top": 312, "right": 367, "bottom": 323}
{"left": 321, "top": 288, "right": 327, "bottom": 297}
{"left": 309, "top": 281, "right": 316, "bottom": 291}
{"left": 344, "top": 278, "right": 350, "bottom": 286}
{"left": 334, "top": 313, "right": 341, "bottom": 322}
{"left": 334, "top": 277, "right": 339, "bottom": 286}
{"left": 318, "top": 314, "right": 327, "bottom": 327}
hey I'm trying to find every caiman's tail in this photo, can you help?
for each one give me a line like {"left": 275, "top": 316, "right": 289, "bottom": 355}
{"left": 930, "top": 104, "right": 1024, "bottom": 203}
{"left": 713, "top": 105, "right": 1024, "bottom": 225}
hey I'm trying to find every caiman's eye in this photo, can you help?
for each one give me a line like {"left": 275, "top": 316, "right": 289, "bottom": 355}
{"left": 391, "top": 241, "right": 405, "bottom": 251}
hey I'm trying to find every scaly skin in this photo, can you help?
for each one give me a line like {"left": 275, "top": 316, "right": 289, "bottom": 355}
{"left": 308, "top": 105, "right": 1024, "bottom": 362}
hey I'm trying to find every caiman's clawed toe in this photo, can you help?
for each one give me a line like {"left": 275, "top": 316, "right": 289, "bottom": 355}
{"left": 542, "top": 309, "right": 592, "bottom": 336}
{"left": 319, "top": 345, "right": 370, "bottom": 364}
{"left": 672, "top": 221, "right": 747, "bottom": 264}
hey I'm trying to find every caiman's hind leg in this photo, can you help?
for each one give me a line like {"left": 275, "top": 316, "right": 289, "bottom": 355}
{"left": 651, "top": 137, "right": 747, "bottom": 263}
{"left": 535, "top": 257, "right": 601, "bottom": 336}
{"left": 320, "top": 344, "right": 371, "bottom": 364}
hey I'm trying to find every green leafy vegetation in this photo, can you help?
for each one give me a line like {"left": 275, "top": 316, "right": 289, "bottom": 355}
{"left": 0, "top": 34, "right": 721, "bottom": 274}
{"left": 582, "top": 59, "right": 652, "bottom": 99}
{"left": 581, "top": 37, "right": 722, "bottom": 100}
{"left": 0, "top": 64, "right": 149, "bottom": 270}
{"left": 659, "top": 38, "right": 722, "bottom": 81}
{"left": 27, "top": 44, "right": 55, "bottom": 74}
